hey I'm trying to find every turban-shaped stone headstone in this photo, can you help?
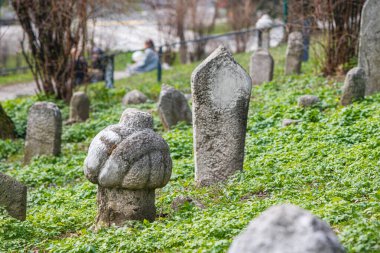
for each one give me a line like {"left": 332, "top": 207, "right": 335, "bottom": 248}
{"left": 84, "top": 109, "right": 172, "bottom": 227}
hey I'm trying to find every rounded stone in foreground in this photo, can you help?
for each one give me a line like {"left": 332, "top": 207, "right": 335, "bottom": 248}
{"left": 340, "top": 67, "right": 366, "bottom": 106}
{"left": 228, "top": 204, "right": 346, "bottom": 253}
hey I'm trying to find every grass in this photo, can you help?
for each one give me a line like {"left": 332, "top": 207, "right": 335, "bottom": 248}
{"left": 0, "top": 44, "right": 379, "bottom": 253}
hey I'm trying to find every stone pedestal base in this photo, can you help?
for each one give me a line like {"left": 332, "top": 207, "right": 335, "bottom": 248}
{"left": 96, "top": 187, "right": 155, "bottom": 228}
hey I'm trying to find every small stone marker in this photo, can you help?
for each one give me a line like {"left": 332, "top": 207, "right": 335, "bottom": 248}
{"left": 191, "top": 46, "right": 252, "bottom": 186}
{"left": 0, "top": 172, "right": 27, "bottom": 221}
{"left": 69, "top": 92, "right": 90, "bottom": 123}
{"left": 341, "top": 67, "right": 366, "bottom": 106}
{"left": 298, "top": 95, "right": 320, "bottom": 108}
{"left": 84, "top": 108, "right": 172, "bottom": 227}
{"left": 24, "top": 102, "right": 62, "bottom": 164}
{"left": 157, "top": 84, "right": 192, "bottom": 130}
{"left": 358, "top": 0, "right": 380, "bottom": 95}
{"left": 0, "top": 103, "right": 15, "bottom": 139}
{"left": 282, "top": 119, "right": 301, "bottom": 127}
{"left": 228, "top": 204, "right": 346, "bottom": 253}
{"left": 285, "top": 32, "right": 303, "bottom": 75}
{"left": 250, "top": 49, "right": 274, "bottom": 85}
{"left": 122, "top": 90, "right": 148, "bottom": 105}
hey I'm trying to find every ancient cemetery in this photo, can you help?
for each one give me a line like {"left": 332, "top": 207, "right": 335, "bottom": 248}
{"left": 0, "top": 1, "right": 379, "bottom": 252}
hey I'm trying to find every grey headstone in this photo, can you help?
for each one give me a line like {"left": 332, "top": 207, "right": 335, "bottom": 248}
{"left": 122, "top": 90, "right": 148, "bottom": 105}
{"left": 69, "top": 92, "right": 90, "bottom": 122}
{"left": 341, "top": 67, "right": 366, "bottom": 106}
{"left": 282, "top": 119, "right": 301, "bottom": 127}
{"left": 0, "top": 173, "right": 27, "bottom": 221}
{"left": 358, "top": 0, "right": 380, "bottom": 95}
{"left": 285, "top": 32, "right": 303, "bottom": 75}
{"left": 228, "top": 204, "right": 346, "bottom": 253}
{"left": 191, "top": 46, "right": 252, "bottom": 186}
{"left": 24, "top": 102, "right": 62, "bottom": 164}
{"left": 84, "top": 108, "right": 172, "bottom": 226}
{"left": 250, "top": 49, "right": 274, "bottom": 85}
{"left": 298, "top": 95, "right": 320, "bottom": 108}
{"left": 157, "top": 85, "right": 192, "bottom": 130}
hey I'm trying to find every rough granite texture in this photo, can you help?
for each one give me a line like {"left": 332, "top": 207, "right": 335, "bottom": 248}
{"left": 298, "top": 95, "right": 320, "bottom": 108}
{"left": 250, "top": 49, "right": 274, "bottom": 85}
{"left": 84, "top": 108, "right": 172, "bottom": 226}
{"left": 157, "top": 84, "right": 192, "bottom": 130}
{"left": 341, "top": 67, "right": 366, "bottom": 106}
{"left": 0, "top": 172, "right": 27, "bottom": 221}
{"left": 285, "top": 32, "right": 303, "bottom": 75}
{"left": 0, "top": 103, "right": 15, "bottom": 139}
{"left": 122, "top": 90, "right": 148, "bottom": 105}
{"left": 69, "top": 92, "right": 90, "bottom": 122}
{"left": 24, "top": 102, "right": 62, "bottom": 164}
{"left": 191, "top": 46, "right": 252, "bottom": 186}
{"left": 358, "top": 0, "right": 380, "bottom": 95}
{"left": 228, "top": 204, "right": 346, "bottom": 253}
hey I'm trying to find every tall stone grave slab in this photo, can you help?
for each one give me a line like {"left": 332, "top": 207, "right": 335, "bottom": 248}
{"left": 191, "top": 46, "right": 252, "bottom": 186}
{"left": 157, "top": 84, "right": 192, "bottom": 130}
{"left": 341, "top": 67, "right": 366, "bottom": 106}
{"left": 69, "top": 92, "right": 90, "bottom": 123}
{"left": 285, "top": 31, "right": 303, "bottom": 75}
{"left": 0, "top": 173, "right": 27, "bottom": 221}
{"left": 228, "top": 204, "right": 346, "bottom": 253}
{"left": 358, "top": 0, "right": 380, "bottom": 95}
{"left": 24, "top": 102, "right": 62, "bottom": 164}
{"left": 250, "top": 49, "right": 274, "bottom": 85}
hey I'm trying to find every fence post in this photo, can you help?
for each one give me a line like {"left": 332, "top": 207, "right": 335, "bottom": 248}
{"left": 105, "top": 54, "right": 114, "bottom": 88}
{"left": 157, "top": 46, "right": 162, "bottom": 82}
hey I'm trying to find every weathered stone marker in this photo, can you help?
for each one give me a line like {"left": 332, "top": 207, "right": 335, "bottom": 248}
{"left": 358, "top": 0, "right": 380, "bottom": 95}
{"left": 0, "top": 103, "right": 15, "bottom": 139}
{"left": 228, "top": 204, "right": 346, "bottom": 253}
{"left": 191, "top": 46, "right": 252, "bottom": 186}
{"left": 0, "top": 173, "right": 27, "bottom": 221}
{"left": 250, "top": 49, "right": 274, "bottom": 85}
{"left": 24, "top": 102, "right": 62, "bottom": 164}
{"left": 122, "top": 89, "right": 147, "bottom": 105}
{"left": 341, "top": 67, "right": 366, "bottom": 106}
{"left": 84, "top": 109, "right": 172, "bottom": 227}
{"left": 298, "top": 95, "right": 320, "bottom": 108}
{"left": 157, "top": 84, "right": 192, "bottom": 130}
{"left": 285, "top": 31, "right": 303, "bottom": 75}
{"left": 69, "top": 91, "right": 90, "bottom": 123}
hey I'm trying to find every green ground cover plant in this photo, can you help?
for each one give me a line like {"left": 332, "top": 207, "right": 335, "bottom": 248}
{"left": 0, "top": 44, "right": 379, "bottom": 252}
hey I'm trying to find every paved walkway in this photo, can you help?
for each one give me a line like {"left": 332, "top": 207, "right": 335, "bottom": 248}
{"left": 0, "top": 71, "right": 128, "bottom": 101}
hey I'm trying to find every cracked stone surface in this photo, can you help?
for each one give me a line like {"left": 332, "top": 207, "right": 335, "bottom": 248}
{"left": 0, "top": 172, "right": 27, "bottom": 221}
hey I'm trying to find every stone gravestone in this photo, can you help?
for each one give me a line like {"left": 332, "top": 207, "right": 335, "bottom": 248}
{"left": 341, "top": 67, "right": 366, "bottom": 106}
{"left": 228, "top": 204, "right": 346, "bottom": 253}
{"left": 285, "top": 31, "right": 303, "bottom": 75}
{"left": 24, "top": 102, "right": 62, "bottom": 164}
{"left": 0, "top": 103, "right": 15, "bottom": 139}
{"left": 256, "top": 14, "right": 274, "bottom": 49}
{"left": 191, "top": 46, "right": 252, "bottom": 186}
{"left": 122, "top": 90, "right": 148, "bottom": 105}
{"left": 69, "top": 91, "right": 90, "bottom": 123}
{"left": 358, "top": 0, "right": 380, "bottom": 95}
{"left": 84, "top": 108, "right": 172, "bottom": 228}
{"left": 250, "top": 49, "right": 274, "bottom": 85}
{"left": 0, "top": 173, "right": 27, "bottom": 221}
{"left": 157, "top": 84, "right": 192, "bottom": 130}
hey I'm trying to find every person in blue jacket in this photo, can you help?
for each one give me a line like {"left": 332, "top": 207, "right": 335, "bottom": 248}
{"left": 127, "top": 39, "right": 159, "bottom": 76}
